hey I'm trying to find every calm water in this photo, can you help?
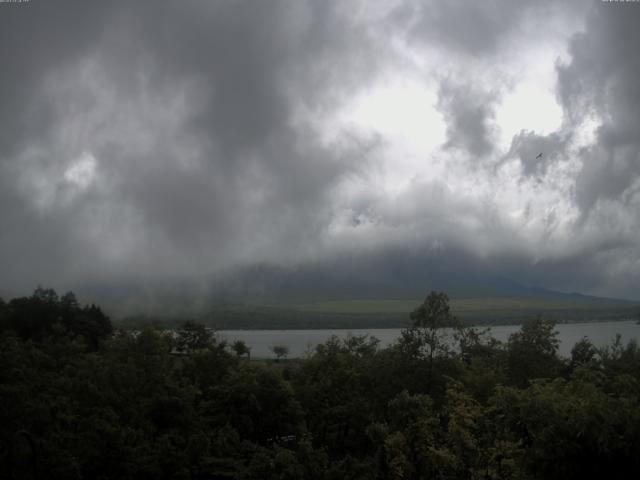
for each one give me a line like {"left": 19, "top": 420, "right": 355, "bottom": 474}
{"left": 219, "top": 320, "right": 640, "bottom": 359}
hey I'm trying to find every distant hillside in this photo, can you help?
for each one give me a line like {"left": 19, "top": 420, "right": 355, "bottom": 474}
{"left": 77, "top": 250, "right": 638, "bottom": 326}
{"left": 112, "top": 295, "right": 640, "bottom": 331}
{"left": 205, "top": 252, "right": 633, "bottom": 304}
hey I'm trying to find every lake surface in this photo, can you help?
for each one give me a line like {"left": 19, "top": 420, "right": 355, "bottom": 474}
{"left": 219, "top": 320, "right": 640, "bottom": 358}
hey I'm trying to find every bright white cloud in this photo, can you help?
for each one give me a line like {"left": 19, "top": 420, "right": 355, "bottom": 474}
{"left": 496, "top": 83, "right": 563, "bottom": 148}
{"left": 64, "top": 151, "right": 97, "bottom": 189}
{"left": 342, "top": 78, "right": 446, "bottom": 155}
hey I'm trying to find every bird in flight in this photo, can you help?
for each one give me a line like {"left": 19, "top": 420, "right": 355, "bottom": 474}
{"left": 536, "top": 152, "right": 543, "bottom": 159}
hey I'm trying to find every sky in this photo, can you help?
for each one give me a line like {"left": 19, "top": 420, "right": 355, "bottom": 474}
{"left": 2, "top": 0, "right": 640, "bottom": 301}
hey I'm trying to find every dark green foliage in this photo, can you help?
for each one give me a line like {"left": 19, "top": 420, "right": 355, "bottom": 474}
{"left": 270, "top": 344, "right": 290, "bottom": 361}
{"left": 506, "top": 316, "right": 563, "bottom": 386}
{"left": 570, "top": 336, "right": 597, "bottom": 368}
{"left": 231, "top": 339, "right": 251, "bottom": 359}
{"left": 396, "top": 291, "right": 462, "bottom": 394}
{"left": 291, "top": 335, "right": 380, "bottom": 455}
{"left": 175, "top": 320, "right": 216, "bottom": 353}
{"left": 0, "top": 287, "right": 112, "bottom": 349}
{"left": 489, "top": 378, "right": 640, "bottom": 479}
{"left": 1, "top": 290, "right": 639, "bottom": 479}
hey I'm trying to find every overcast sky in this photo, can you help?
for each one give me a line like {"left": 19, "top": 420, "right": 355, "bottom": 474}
{"left": 2, "top": 0, "right": 640, "bottom": 300}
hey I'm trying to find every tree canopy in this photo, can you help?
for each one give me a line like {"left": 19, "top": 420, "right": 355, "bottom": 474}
{"left": 0, "top": 287, "right": 112, "bottom": 349}
{"left": 1, "top": 289, "right": 639, "bottom": 479}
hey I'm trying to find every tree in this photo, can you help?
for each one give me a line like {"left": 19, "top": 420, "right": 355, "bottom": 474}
{"left": 405, "top": 292, "right": 460, "bottom": 388}
{"left": 215, "top": 363, "right": 303, "bottom": 444}
{"left": 231, "top": 339, "right": 251, "bottom": 360}
{"left": 68, "top": 303, "right": 113, "bottom": 350}
{"left": 175, "top": 321, "right": 215, "bottom": 353}
{"left": 1, "top": 288, "right": 112, "bottom": 349}
{"left": 383, "top": 390, "right": 447, "bottom": 479}
{"left": 507, "top": 316, "right": 562, "bottom": 386}
{"left": 0, "top": 297, "right": 8, "bottom": 332}
{"left": 271, "top": 345, "right": 290, "bottom": 362}
{"left": 344, "top": 333, "right": 380, "bottom": 357}
{"left": 570, "top": 336, "right": 597, "bottom": 368}
{"left": 32, "top": 285, "right": 58, "bottom": 304}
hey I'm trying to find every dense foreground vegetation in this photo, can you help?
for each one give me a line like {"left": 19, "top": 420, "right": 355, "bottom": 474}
{"left": 1, "top": 289, "right": 640, "bottom": 479}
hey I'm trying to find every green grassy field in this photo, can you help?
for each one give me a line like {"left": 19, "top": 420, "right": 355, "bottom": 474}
{"left": 257, "top": 297, "right": 640, "bottom": 328}
{"left": 118, "top": 297, "right": 640, "bottom": 330}
{"left": 282, "top": 297, "right": 632, "bottom": 315}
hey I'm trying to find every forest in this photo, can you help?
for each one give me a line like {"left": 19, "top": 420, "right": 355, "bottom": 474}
{"left": 1, "top": 288, "right": 640, "bottom": 479}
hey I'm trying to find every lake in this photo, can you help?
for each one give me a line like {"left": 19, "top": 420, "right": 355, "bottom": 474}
{"left": 219, "top": 320, "right": 640, "bottom": 358}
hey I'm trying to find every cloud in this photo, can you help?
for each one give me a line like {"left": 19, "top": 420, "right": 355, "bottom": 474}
{"left": 558, "top": 3, "right": 640, "bottom": 213}
{"left": 547, "top": 1, "right": 640, "bottom": 297}
{"left": 437, "top": 82, "right": 498, "bottom": 158}
{"left": 0, "top": 0, "right": 384, "bottom": 290}
{"left": 394, "top": 0, "right": 524, "bottom": 56}
{"left": 507, "top": 130, "right": 568, "bottom": 178}
{"left": 2, "top": 0, "right": 640, "bottom": 301}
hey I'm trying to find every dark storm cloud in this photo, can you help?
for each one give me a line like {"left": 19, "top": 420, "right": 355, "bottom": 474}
{"left": 507, "top": 131, "right": 567, "bottom": 178}
{"left": 393, "top": 0, "right": 581, "bottom": 56}
{"left": 437, "top": 82, "right": 497, "bottom": 158}
{"left": 529, "top": 0, "right": 640, "bottom": 299}
{"left": 0, "top": 0, "right": 384, "bottom": 291}
{"left": 0, "top": 1, "right": 113, "bottom": 157}
{"left": 557, "top": 2, "right": 640, "bottom": 214}
{"left": 393, "top": 0, "right": 524, "bottom": 55}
